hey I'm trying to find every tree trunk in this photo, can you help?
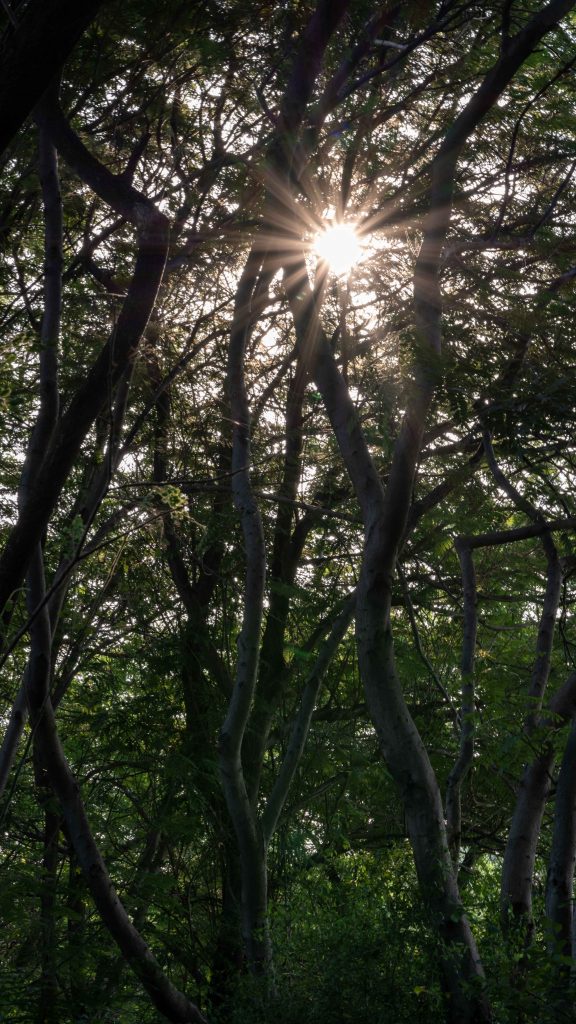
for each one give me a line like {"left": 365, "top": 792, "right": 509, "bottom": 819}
{"left": 500, "top": 675, "right": 576, "bottom": 940}
{"left": 25, "top": 536, "right": 206, "bottom": 1022}
{"left": 358, "top": 607, "right": 488, "bottom": 1023}
{"left": 501, "top": 745, "right": 555, "bottom": 937}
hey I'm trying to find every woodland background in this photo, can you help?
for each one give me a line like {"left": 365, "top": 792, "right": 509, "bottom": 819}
{"left": 1, "top": 2, "right": 576, "bottom": 1023}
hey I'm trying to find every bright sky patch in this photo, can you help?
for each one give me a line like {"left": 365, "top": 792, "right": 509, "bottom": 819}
{"left": 314, "top": 222, "right": 362, "bottom": 276}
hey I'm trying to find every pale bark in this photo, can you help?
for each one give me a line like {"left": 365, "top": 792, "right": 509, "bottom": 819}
{"left": 500, "top": 676, "right": 576, "bottom": 935}
{"left": 461, "top": 517, "right": 576, "bottom": 550}
{"left": 285, "top": 263, "right": 488, "bottom": 1020}
{"left": 501, "top": 747, "right": 556, "bottom": 933}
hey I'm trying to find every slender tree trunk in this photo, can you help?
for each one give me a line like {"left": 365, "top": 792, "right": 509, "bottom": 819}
{"left": 499, "top": 531, "right": 562, "bottom": 936}
{"left": 358, "top": 604, "right": 488, "bottom": 1023}
{"left": 282, "top": 9, "right": 576, "bottom": 1021}
{"left": 283, "top": 268, "right": 489, "bottom": 1022}
{"left": 27, "top": 592, "right": 207, "bottom": 1021}
{"left": 219, "top": 245, "right": 272, "bottom": 981}
{"left": 25, "top": 553, "right": 206, "bottom": 1022}
{"left": 14, "top": 111, "right": 205, "bottom": 1024}
{"left": 501, "top": 745, "right": 555, "bottom": 936}
{"left": 0, "top": 93, "right": 169, "bottom": 623}
{"left": 499, "top": 674, "right": 576, "bottom": 937}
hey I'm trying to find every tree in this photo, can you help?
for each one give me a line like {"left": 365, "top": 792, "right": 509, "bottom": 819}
{"left": 1, "top": 2, "right": 576, "bottom": 1023}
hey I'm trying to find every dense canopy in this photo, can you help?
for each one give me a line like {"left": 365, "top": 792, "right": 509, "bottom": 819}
{"left": 1, "top": 2, "right": 576, "bottom": 1023}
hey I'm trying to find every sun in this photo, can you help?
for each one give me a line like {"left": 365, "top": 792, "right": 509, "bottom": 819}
{"left": 314, "top": 222, "right": 363, "bottom": 276}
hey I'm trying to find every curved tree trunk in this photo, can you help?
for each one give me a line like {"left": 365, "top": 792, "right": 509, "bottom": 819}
{"left": 0, "top": 91, "right": 169, "bottom": 624}
{"left": 26, "top": 544, "right": 207, "bottom": 1024}
{"left": 15, "top": 108, "right": 205, "bottom": 1024}
{"left": 501, "top": 746, "right": 556, "bottom": 936}
{"left": 500, "top": 675, "right": 576, "bottom": 938}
